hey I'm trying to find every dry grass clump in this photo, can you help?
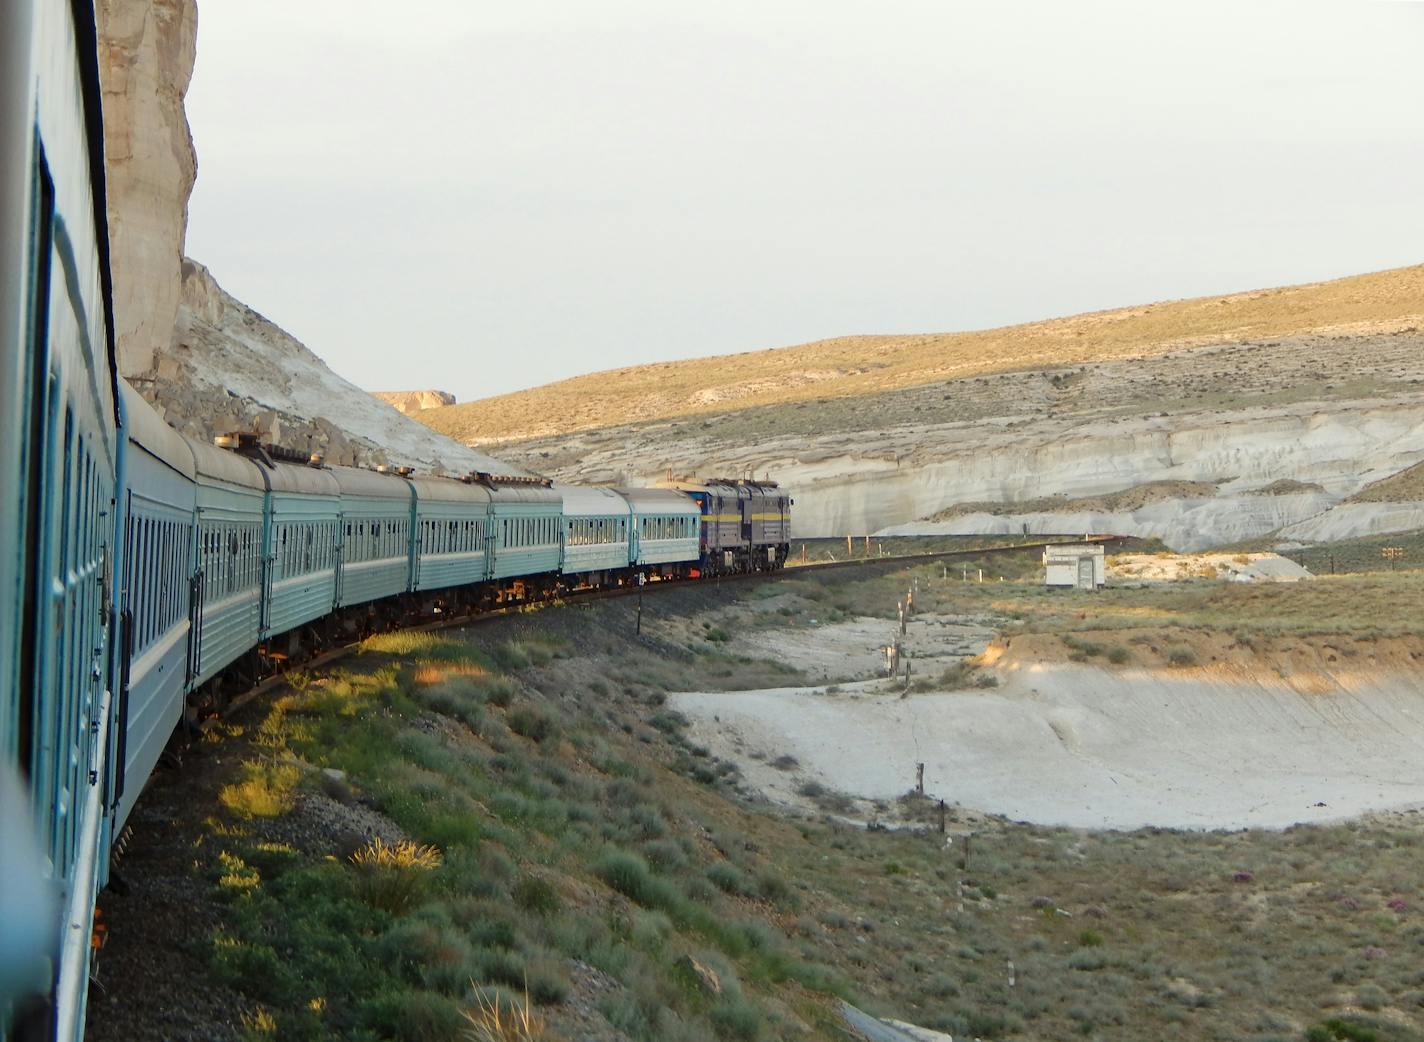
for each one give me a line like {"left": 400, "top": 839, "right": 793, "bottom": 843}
{"left": 349, "top": 837, "right": 443, "bottom": 914}
{"left": 461, "top": 986, "right": 545, "bottom": 1042}
{"left": 218, "top": 762, "right": 300, "bottom": 819}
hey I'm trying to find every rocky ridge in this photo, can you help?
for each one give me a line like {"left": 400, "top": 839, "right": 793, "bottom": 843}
{"left": 369, "top": 390, "right": 457, "bottom": 417}
{"left": 130, "top": 261, "right": 513, "bottom": 473}
{"left": 481, "top": 332, "right": 1424, "bottom": 549}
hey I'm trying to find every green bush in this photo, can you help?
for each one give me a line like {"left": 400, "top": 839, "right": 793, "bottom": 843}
{"left": 508, "top": 704, "right": 556, "bottom": 743}
{"left": 707, "top": 862, "right": 753, "bottom": 896}
{"left": 511, "top": 875, "right": 561, "bottom": 915}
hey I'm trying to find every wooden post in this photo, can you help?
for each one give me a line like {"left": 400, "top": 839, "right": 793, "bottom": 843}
{"left": 864, "top": 534, "right": 870, "bottom": 555}
{"left": 938, "top": 799, "right": 946, "bottom": 833}
{"left": 916, "top": 762, "right": 925, "bottom": 795}
{"left": 846, "top": 534, "right": 853, "bottom": 556}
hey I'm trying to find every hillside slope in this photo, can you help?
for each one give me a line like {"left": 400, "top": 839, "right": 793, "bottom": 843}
{"left": 129, "top": 261, "right": 517, "bottom": 474}
{"left": 421, "top": 263, "right": 1424, "bottom": 445}
{"left": 479, "top": 330, "right": 1424, "bottom": 546}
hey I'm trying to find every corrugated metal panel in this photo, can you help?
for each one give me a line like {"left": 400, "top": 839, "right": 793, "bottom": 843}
{"left": 338, "top": 557, "right": 407, "bottom": 608}
{"left": 563, "top": 542, "right": 630, "bottom": 574}
{"left": 416, "top": 551, "right": 487, "bottom": 591}
{"left": 636, "top": 537, "right": 700, "bottom": 566}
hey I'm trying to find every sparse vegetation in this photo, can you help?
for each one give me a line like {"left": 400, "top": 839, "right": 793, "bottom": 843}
{"left": 95, "top": 562, "right": 1424, "bottom": 1042}
{"left": 415, "top": 264, "right": 1424, "bottom": 446}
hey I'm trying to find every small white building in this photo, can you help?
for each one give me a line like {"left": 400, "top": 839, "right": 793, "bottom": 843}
{"left": 1043, "top": 543, "right": 1106, "bottom": 589}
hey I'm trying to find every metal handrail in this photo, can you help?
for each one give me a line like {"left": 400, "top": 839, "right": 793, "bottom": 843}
{"left": 53, "top": 685, "right": 111, "bottom": 1042}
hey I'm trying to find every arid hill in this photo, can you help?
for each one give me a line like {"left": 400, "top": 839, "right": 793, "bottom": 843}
{"left": 419, "top": 263, "right": 1424, "bottom": 445}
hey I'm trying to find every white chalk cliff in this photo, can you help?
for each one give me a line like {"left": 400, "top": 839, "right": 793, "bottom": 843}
{"left": 485, "top": 334, "right": 1424, "bottom": 549}
{"left": 95, "top": 0, "right": 513, "bottom": 474}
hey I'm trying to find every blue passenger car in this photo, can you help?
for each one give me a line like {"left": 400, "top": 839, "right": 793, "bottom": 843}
{"left": 261, "top": 462, "right": 342, "bottom": 639}
{"left": 409, "top": 475, "right": 491, "bottom": 592}
{"left": 115, "top": 384, "right": 194, "bottom": 828}
{"left": 1, "top": 0, "right": 123, "bottom": 1034}
{"left": 557, "top": 484, "right": 632, "bottom": 583}
{"left": 188, "top": 440, "right": 266, "bottom": 688}
{"left": 331, "top": 466, "right": 413, "bottom": 608}
{"left": 486, "top": 480, "right": 562, "bottom": 589}
{"left": 619, "top": 488, "right": 702, "bottom": 575}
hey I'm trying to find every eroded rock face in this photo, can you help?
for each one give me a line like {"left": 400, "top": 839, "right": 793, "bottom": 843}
{"left": 370, "top": 390, "right": 457, "bottom": 416}
{"left": 97, "top": 0, "right": 198, "bottom": 377}
{"left": 95, "top": 0, "right": 517, "bottom": 476}
{"left": 126, "top": 259, "right": 514, "bottom": 474}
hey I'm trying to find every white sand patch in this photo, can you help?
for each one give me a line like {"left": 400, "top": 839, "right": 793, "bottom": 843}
{"left": 727, "top": 613, "right": 995, "bottom": 684}
{"left": 1109, "top": 552, "right": 1312, "bottom": 583}
{"left": 675, "top": 664, "right": 1424, "bottom": 830}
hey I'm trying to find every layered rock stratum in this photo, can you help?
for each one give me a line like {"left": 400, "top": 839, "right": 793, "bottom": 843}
{"left": 97, "top": 0, "right": 197, "bottom": 377}
{"left": 95, "top": 0, "right": 510, "bottom": 474}
{"left": 452, "top": 328, "right": 1424, "bottom": 548}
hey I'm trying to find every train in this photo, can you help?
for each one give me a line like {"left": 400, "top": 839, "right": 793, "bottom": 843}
{"left": 0, "top": 2, "right": 790, "bottom": 1039}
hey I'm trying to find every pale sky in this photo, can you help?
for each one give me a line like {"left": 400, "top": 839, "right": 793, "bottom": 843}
{"left": 184, "top": 1, "right": 1424, "bottom": 403}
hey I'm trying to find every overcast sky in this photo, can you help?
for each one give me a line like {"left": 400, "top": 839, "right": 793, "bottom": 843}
{"left": 184, "top": 1, "right": 1424, "bottom": 403}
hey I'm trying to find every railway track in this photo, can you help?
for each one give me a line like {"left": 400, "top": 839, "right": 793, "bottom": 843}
{"left": 217, "top": 533, "right": 1121, "bottom": 718}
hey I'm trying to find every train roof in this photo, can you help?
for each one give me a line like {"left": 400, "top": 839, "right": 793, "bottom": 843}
{"left": 186, "top": 436, "right": 266, "bottom": 491}
{"left": 486, "top": 485, "right": 562, "bottom": 506}
{"left": 656, "top": 477, "right": 782, "bottom": 495}
{"left": 406, "top": 474, "right": 493, "bottom": 504}
{"left": 264, "top": 459, "right": 340, "bottom": 496}
{"left": 556, "top": 484, "right": 631, "bottom": 517}
{"left": 616, "top": 487, "right": 701, "bottom": 514}
{"left": 119, "top": 380, "right": 195, "bottom": 480}
{"left": 328, "top": 465, "right": 413, "bottom": 500}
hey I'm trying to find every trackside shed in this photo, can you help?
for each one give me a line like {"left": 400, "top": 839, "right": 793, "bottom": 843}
{"left": 1044, "top": 544, "right": 1106, "bottom": 589}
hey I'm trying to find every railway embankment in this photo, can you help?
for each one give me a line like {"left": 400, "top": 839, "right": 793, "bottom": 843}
{"left": 89, "top": 556, "right": 1424, "bottom": 1042}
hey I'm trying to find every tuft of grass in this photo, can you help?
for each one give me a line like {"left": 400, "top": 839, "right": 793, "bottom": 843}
{"left": 349, "top": 838, "right": 443, "bottom": 914}
{"left": 511, "top": 876, "right": 560, "bottom": 916}
{"left": 460, "top": 984, "right": 546, "bottom": 1042}
{"left": 219, "top": 762, "right": 299, "bottom": 819}
{"left": 507, "top": 705, "right": 556, "bottom": 743}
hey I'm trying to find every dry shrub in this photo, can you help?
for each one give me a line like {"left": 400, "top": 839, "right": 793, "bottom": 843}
{"left": 461, "top": 986, "right": 545, "bottom": 1042}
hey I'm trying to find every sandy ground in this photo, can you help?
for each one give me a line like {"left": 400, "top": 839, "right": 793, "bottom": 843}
{"left": 727, "top": 610, "right": 995, "bottom": 683}
{"left": 1109, "top": 551, "right": 1313, "bottom": 583}
{"left": 674, "top": 631, "right": 1424, "bottom": 831}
